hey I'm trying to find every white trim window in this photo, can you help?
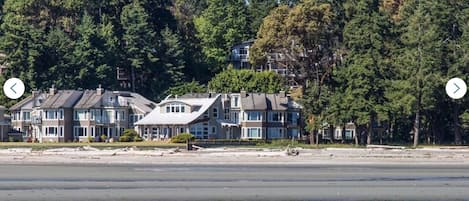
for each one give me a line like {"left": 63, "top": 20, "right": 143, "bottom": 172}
{"left": 165, "top": 103, "right": 186, "bottom": 113}
{"left": 244, "top": 127, "right": 262, "bottom": 139}
{"left": 44, "top": 110, "right": 58, "bottom": 120}
{"left": 90, "top": 110, "right": 96, "bottom": 120}
{"left": 90, "top": 126, "right": 95, "bottom": 137}
{"left": 74, "top": 110, "right": 88, "bottom": 120}
{"left": 44, "top": 127, "right": 58, "bottom": 137}
{"left": 246, "top": 111, "right": 261, "bottom": 121}
{"left": 59, "top": 126, "right": 64, "bottom": 137}
{"left": 22, "top": 111, "right": 31, "bottom": 121}
{"left": 231, "top": 96, "right": 240, "bottom": 108}
{"left": 74, "top": 126, "right": 88, "bottom": 137}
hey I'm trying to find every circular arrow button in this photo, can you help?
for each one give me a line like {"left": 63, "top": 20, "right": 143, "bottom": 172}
{"left": 446, "top": 78, "right": 467, "bottom": 99}
{"left": 3, "top": 78, "right": 25, "bottom": 100}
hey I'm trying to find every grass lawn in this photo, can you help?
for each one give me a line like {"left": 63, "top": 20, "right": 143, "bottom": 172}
{"left": 0, "top": 141, "right": 185, "bottom": 150}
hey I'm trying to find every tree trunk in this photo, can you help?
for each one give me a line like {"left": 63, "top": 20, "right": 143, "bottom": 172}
{"left": 367, "top": 115, "right": 373, "bottom": 145}
{"left": 453, "top": 105, "right": 462, "bottom": 145}
{"left": 413, "top": 110, "right": 420, "bottom": 148}
{"left": 131, "top": 65, "right": 136, "bottom": 92}
{"left": 310, "top": 130, "right": 316, "bottom": 145}
{"left": 354, "top": 124, "right": 359, "bottom": 146}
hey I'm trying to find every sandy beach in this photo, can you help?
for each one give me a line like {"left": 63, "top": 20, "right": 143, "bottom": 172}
{"left": 2, "top": 146, "right": 469, "bottom": 165}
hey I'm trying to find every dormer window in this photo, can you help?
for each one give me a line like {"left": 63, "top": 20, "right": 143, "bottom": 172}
{"left": 165, "top": 103, "right": 186, "bottom": 113}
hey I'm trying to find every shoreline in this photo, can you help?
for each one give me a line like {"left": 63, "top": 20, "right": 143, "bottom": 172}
{"left": 1, "top": 147, "right": 469, "bottom": 165}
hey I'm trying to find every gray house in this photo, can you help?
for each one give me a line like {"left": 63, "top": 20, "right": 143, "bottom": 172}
{"left": 72, "top": 86, "right": 156, "bottom": 142}
{"left": 11, "top": 86, "right": 156, "bottom": 143}
{"left": 35, "top": 88, "right": 83, "bottom": 142}
{"left": 135, "top": 91, "right": 302, "bottom": 141}
{"left": 229, "top": 39, "right": 255, "bottom": 69}
{"left": 10, "top": 90, "right": 47, "bottom": 139}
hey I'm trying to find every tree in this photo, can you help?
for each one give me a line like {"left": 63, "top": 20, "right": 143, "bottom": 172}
{"left": 397, "top": 1, "right": 450, "bottom": 147}
{"left": 120, "top": 1, "right": 159, "bottom": 95}
{"left": 194, "top": 0, "right": 250, "bottom": 73}
{"left": 208, "top": 68, "right": 286, "bottom": 93}
{"left": 160, "top": 27, "right": 186, "bottom": 87}
{"left": 331, "top": 0, "right": 391, "bottom": 145}
{"left": 164, "top": 80, "right": 206, "bottom": 97}
{"left": 247, "top": 0, "right": 278, "bottom": 37}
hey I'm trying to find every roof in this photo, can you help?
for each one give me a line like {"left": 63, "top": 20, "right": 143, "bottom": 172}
{"left": 41, "top": 90, "right": 83, "bottom": 108}
{"left": 241, "top": 93, "right": 289, "bottom": 111}
{"left": 135, "top": 95, "right": 220, "bottom": 126}
{"left": 10, "top": 96, "right": 33, "bottom": 111}
{"left": 73, "top": 90, "right": 156, "bottom": 113}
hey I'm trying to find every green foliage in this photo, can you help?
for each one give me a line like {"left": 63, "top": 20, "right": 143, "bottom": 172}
{"left": 171, "top": 133, "right": 195, "bottom": 143}
{"left": 119, "top": 129, "right": 139, "bottom": 142}
{"left": 194, "top": 0, "right": 250, "bottom": 73}
{"left": 100, "top": 134, "right": 107, "bottom": 142}
{"left": 165, "top": 80, "right": 206, "bottom": 97}
{"left": 208, "top": 69, "right": 286, "bottom": 93}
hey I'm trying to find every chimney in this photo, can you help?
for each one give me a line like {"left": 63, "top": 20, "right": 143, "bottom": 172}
{"left": 32, "top": 89, "right": 39, "bottom": 97}
{"left": 97, "top": 84, "right": 104, "bottom": 95}
{"left": 49, "top": 85, "right": 57, "bottom": 96}
{"left": 279, "top": 90, "right": 286, "bottom": 98}
{"left": 240, "top": 90, "right": 247, "bottom": 98}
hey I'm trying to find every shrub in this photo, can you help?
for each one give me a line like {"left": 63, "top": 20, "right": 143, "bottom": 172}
{"left": 100, "top": 134, "right": 107, "bottom": 142}
{"left": 119, "top": 129, "right": 141, "bottom": 142}
{"left": 88, "top": 136, "right": 93, "bottom": 143}
{"left": 119, "top": 135, "right": 130, "bottom": 142}
{"left": 171, "top": 133, "right": 194, "bottom": 143}
{"left": 134, "top": 135, "right": 143, "bottom": 142}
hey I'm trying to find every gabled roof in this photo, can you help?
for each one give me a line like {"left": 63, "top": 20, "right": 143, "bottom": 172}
{"left": 74, "top": 90, "right": 101, "bottom": 108}
{"left": 241, "top": 93, "right": 267, "bottom": 110}
{"left": 41, "top": 90, "right": 83, "bottom": 109}
{"left": 135, "top": 95, "right": 220, "bottom": 126}
{"left": 10, "top": 96, "right": 33, "bottom": 111}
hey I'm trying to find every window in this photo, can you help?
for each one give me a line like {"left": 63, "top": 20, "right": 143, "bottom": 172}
{"left": 190, "top": 123, "right": 208, "bottom": 139}
{"left": 287, "top": 112, "right": 299, "bottom": 124}
{"left": 59, "top": 126, "right": 64, "bottom": 137}
{"left": 44, "top": 127, "right": 58, "bottom": 137}
{"left": 224, "top": 108, "right": 230, "bottom": 120}
{"left": 203, "top": 110, "right": 209, "bottom": 118}
{"left": 239, "top": 48, "right": 247, "bottom": 60}
{"left": 165, "top": 103, "right": 186, "bottom": 113}
{"left": 246, "top": 128, "right": 261, "bottom": 138}
{"left": 90, "top": 110, "right": 95, "bottom": 120}
{"left": 268, "top": 128, "right": 283, "bottom": 139}
{"left": 268, "top": 112, "right": 282, "bottom": 122}
{"left": 45, "top": 110, "right": 58, "bottom": 120}
{"left": 231, "top": 112, "right": 239, "bottom": 124}
{"left": 74, "top": 110, "right": 87, "bottom": 120}
{"left": 232, "top": 96, "right": 239, "bottom": 107}
{"left": 212, "top": 126, "right": 216, "bottom": 134}
{"left": 247, "top": 112, "right": 261, "bottom": 121}
{"left": 180, "top": 127, "right": 185, "bottom": 134}
{"left": 90, "top": 126, "right": 95, "bottom": 137}
{"left": 74, "top": 126, "right": 87, "bottom": 137}
{"left": 59, "top": 109, "right": 64, "bottom": 120}
{"left": 22, "top": 112, "right": 31, "bottom": 121}
{"left": 213, "top": 108, "right": 218, "bottom": 118}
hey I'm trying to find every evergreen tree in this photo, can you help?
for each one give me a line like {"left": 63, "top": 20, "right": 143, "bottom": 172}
{"left": 194, "top": 0, "right": 250, "bottom": 73}
{"left": 160, "top": 27, "right": 186, "bottom": 87}
{"left": 120, "top": 1, "right": 159, "bottom": 95}
{"left": 247, "top": 0, "right": 278, "bottom": 37}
